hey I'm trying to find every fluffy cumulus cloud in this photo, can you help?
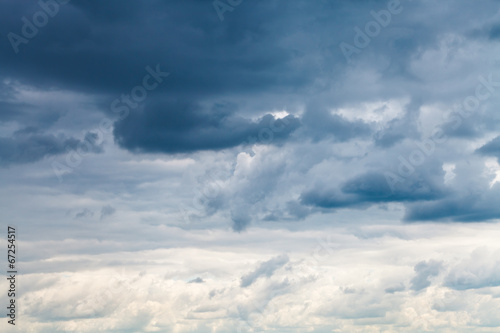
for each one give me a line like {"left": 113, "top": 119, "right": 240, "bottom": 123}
{"left": 5, "top": 225, "right": 500, "bottom": 332}
{"left": 1, "top": 0, "right": 500, "bottom": 332}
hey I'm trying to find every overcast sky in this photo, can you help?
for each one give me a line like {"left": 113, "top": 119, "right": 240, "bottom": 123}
{"left": 1, "top": 0, "right": 500, "bottom": 332}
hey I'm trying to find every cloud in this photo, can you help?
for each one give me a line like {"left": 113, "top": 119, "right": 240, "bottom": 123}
{"left": 385, "top": 284, "right": 406, "bottom": 294}
{"left": 188, "top": 277, "right": 204, "bottom": 284}
{"left": 113, "top": 100, "right": 301, "bottom": 154}
{"left": 410, "top": 260, "right": 442, "bottom": 291}
{"left": 445, "top": 249, "right": 500, "bottom": 290}
{"left": 300, "top": 168, "right": 446, "bottom": 210}
{"left": 2, "top": 0, "right": 500, "bottom": 330}
{"left": 100, "top": 205, "right": 116, "bottom": 220}
{"left": 75, "top": 208, "right": 94, "bottom": 219}
{"left": 373, "top": 99, "right": 421, "bottom": 148}
{"left": 301, "top": 105, "right": 372, "bottom": 142}
{"left": 404, "top": 186, "right": 500, "bottom": 222}
{"left": 477, "top": 135, "right": 500, "bottom": 160}
{"left": 0, "top": 127, "right": 103, "bottom": 167}
{"left": 342, "top": 171, "right": 445, "bottom": 202}
{"left": 489, "top": 24, "right": 500, "bottom": 40}
{"left": 231, "top": 210, "right": 252, "bottom": 233}
{"left": 240, "top": 254, "right": 289, "bottom": 287}
{"left": 10, "top": 224, "right": 500, "bottom": 332}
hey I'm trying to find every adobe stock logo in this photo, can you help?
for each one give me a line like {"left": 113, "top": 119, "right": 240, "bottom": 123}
{"left": 7, "top": 0, "right": 70, "bottom": 54}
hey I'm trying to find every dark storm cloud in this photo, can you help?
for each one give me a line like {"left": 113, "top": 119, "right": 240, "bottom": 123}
{"left": 0, "top": 0, "right": 354, "bottom": 156}
{"left": 0, "top": 0, "right": 491, "bottom": 97}
{"left": 113, "top": 100, "right": 301, "bottom": 153}
{"left": 2, "top": 0, "right": 497, "bottom": 158}
{"left": 0, "top": 1, "right": 171, "bottom": 93}
{"left": 300, "top": 169, "right": 446, "bottom": 209}
{"left": 1, "top": 0, "right": 500, "bottom": 230}
{"left": 0, "top": 0, "right": 328, "bottom": 95}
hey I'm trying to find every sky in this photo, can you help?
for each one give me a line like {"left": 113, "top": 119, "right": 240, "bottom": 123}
{"left": 1, "top": 0, "right": 500, "bottom": 332}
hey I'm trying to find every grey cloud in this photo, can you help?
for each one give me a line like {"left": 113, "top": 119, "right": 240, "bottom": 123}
{"left": 1, "top": 0, "right": 499, "bottom": 162}
{"left": 188, "top": 277, "right": 205, "bottom": 284}
{"left": 2, "top": 0, "right": 500, "bottom": 330}
{"left": 0, "top": 0, "right": 499, "bottom": 232}
{"left": 342, "top": 171, "right": 445, "bottom": 203}
{"left": 442, "top": 106, "right": 500, "bottom": 139}
{"left": 477, "top": 135, "right": 500, "bottom": 159}
{"left": 385, "top": 284, "right": 405, "bottom": 294}
{"left": 75, "top": 208, "right": 94, "bottom": 219}
{"left": 302, "top": 105, "right": 372, "bottom": 142}
{"left": 301, "top": 169, "right": 446, "bottom": 210}
{"left": 236, "top": 278, "right": 292, "bottom": 321}
{"left": 196, "top": 149, "right": 291, "bottom": 231}
{"left": 240, "top": 254, "right": 289, "bottom": 288}
{"left": 285, "top": 200, "right": 312, "bottom": 220}
{"left": 441, "top": 118, "right": 480, "bottom": 138}
{"left": 298, "top": 145, "right": 500, "bottom": 224}
{"left": 0, "top": 100, "right": 56, "bottom": 125}
{"left": 114, "top": 100, "right": 301, "bottom": 154}
{"left": 489, "top": 24, "right": 500, "bottom": 40}
{"left": 100, "top": 205, "right": 116, "bottom": 221}
{"left": 0, "top": 128, "right": 102, "bottom": 167}
{"left": 231, "top": 210, "right": 251, "bottom": 233}
{"left": 410, "top": 260, "right": 442, "bottom": 291}
{"left": 0, "top": 0, "right": 443, "bottom": 160}
{"left": 374, "top": 99, "right": 421, "bottom": 148}
{"left": 0, "top": 1, "right": 344, "bottom": 95}
{"left": 300, "top": 188, "right": 359, "bottom": 209}
{"left": 404, "top": 188, "right": 500, "bottom": 222}
{"left": 445, "top": 250, "right": 500, "bottom": 290}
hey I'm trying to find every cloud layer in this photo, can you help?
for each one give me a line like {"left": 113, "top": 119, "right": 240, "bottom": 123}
{"left": 1, "top": 0, "right": 500, "bottom": 332}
